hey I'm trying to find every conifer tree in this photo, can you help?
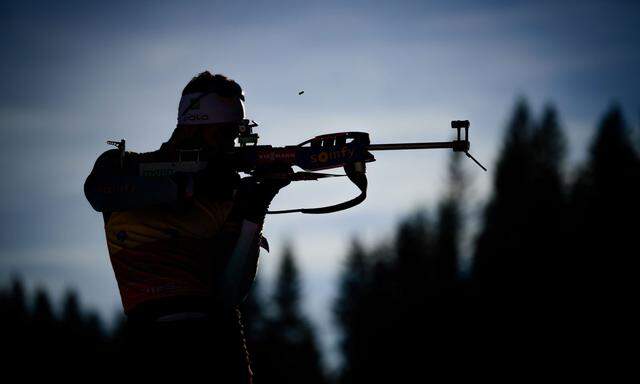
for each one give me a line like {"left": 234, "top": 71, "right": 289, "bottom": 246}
{"left": 31, "top": 288, "right": 57, "bottom": 352}
{"left": 395, "top": 210, "right": 434, "bottom": 297}
{"left": 242, "top": 275, "right": 266, "bottom": 337}
{"left": 472, "top": 98, "right": 536, "bottom": 297}
{"left": 570, "top": 105, "right": 640, "bottom": 301}
{"left": 435, "top": 152, "right": 467, "bottom": 292}
{"left": 1, "top": 279, "right": 29, "bottom": 353}
{"left": 7, "top": 279, "right": 27, "bottom": 326}
{"left": 258, "top": 246, "right": 326, "bottom": 384}
{"left": 60, "top": 290, "right": 83, "bottom": 353}
{"left": 334, "top": 239, "right": 370, "bottom": 384}
{"left": 529, "top": 104, "right": 569, "bottom": 299}
{"left": 62, "top": 290, "right": 82, "bottom": 329}
{"left": 241, "top": 275, "right": 269, "bottom": 378}
{"left": 273, "top": 248, "right": 302, "bottom": 325}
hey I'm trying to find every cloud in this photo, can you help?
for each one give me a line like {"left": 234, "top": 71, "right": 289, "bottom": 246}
{"left": 1, "top": 0, "right": 639, "bottom": 364}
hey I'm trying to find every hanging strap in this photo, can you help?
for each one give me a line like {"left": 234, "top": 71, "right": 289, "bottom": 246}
{"left": 267, "top": 162, "right": 368, "bottom": 215}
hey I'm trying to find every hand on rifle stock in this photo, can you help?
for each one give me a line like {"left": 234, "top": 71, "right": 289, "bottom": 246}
{"left": 234, "top": 165, "right": 294, "bottom": 222}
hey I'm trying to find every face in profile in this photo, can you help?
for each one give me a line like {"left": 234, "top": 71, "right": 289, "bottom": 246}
{"left": 199, "top": 122, "right": 239, "bottom": 150}
{"left": 173, "top": 122, "right": 239, "bottom": 151}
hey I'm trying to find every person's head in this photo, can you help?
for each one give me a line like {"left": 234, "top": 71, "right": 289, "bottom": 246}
{"left": 172, "top": 71, "right": 246, "bottom": 150}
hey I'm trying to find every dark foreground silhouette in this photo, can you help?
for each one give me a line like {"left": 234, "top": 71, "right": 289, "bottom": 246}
{"left": 2, "top": 101, "right": 637, "bottom": 381}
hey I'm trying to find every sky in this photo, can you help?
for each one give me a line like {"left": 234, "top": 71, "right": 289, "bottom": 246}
{"left": 1, "top": 0, "right": 639, "bottom": 369}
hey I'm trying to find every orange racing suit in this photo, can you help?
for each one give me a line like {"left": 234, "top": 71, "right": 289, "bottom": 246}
{"left": 84, "top": 140, "right": 261, "bottom": 316}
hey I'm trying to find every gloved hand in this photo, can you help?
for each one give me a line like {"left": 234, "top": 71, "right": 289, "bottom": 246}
{"left": 233, "top": 166, "right": 293, "bottom": 222}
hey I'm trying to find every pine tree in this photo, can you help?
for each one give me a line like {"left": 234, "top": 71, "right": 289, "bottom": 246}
{"left": 1, "top": 279, "right": 29, "bottom": 353}
{"left": 60, "top": 290, "right": 83, "bottom": 353}
{"left": 334, "top": 239, "right": 370, "bottom": 384}
{"left": 472, "top": 98, "right": 537, "bottom": 297}
{"left": 528, "top": 104, "right": 569, "bottom": 300}
{"left": 241, "top": 275, "right": 268, "bottom": 377}
{"left": 273, "top": 248, "right": 302, "bottom": 326}
{"left": 533, "top": 105, "right": 567, "bottom": 175}
{"left": 257, "top": 246, "right": 326, "bottom": 384}
{"left": 364, "top": 211, "right": 437, "bottom": 381}
{"left": 570, "top": 105, "right": 640, "bottom": 302}
{"left": 242, "top": 275, "right": 266, "bottom": 338}
{"left": 435, "top": 152, "right": 467, "bottom": 292}
{"left": 7, "top": 279, "right": 28, "bottom": 326}
{"left": 395, "top": 210, "right": 434, "bottom": 298}
{"left": 31, "top": 288, "right": 57, "bottom": 353}
{"left": 62, "top": 290, "right": 82, "bottom": 328}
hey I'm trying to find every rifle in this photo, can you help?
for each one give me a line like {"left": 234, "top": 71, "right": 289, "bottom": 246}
{"left": 107, "top": 120, "right": 485, "bottom": 214}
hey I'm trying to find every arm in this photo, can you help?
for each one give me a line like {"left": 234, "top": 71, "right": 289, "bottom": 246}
{"left": 84, "top": 149, "right": 183, "bottom": 212}
{"left": 216, "top": 219, "right": 263, "bottom": 309}
{"left": 217, "top": 171, "right": 291, "bottom": 308}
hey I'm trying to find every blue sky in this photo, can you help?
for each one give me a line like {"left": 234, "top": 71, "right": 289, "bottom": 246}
{"left": 1, "top": 0, "right": 639, "bottom": 368}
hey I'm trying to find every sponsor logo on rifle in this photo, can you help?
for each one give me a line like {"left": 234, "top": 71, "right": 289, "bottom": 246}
{"left": 310, "top": 146, "right": 354, "bottom": 163}
{"left": 258, "top": 150, "right": 296, "bottom": 162}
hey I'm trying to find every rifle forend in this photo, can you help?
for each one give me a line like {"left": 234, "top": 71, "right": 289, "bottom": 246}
{"left": 365, "top": 119, "right": 485, "bottom": 172}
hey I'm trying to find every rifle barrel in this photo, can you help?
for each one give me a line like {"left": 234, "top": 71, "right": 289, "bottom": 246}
{"left": 367, "top": 141, "right": 454, "bottom": 151}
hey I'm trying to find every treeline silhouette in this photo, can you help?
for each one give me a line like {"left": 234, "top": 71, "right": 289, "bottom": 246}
{"left": 0, "top": 248, "right": 326, "bottom": 381}
{"left": 1, "top": 99, "right": 638, "bottom": 380}
{"left": 0, "top": 282, "right": 112, "bottom": 356}
{"left": 333, "top": 100, "right": 640, "bottom": 381}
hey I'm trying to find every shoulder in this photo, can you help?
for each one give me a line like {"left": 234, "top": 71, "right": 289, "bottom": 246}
{"left": 91, "top": 149, "right": 141, "bottom": 173}
{"left": 92, "top": 148, "right": 154, "bottom": 169}
{"left": 96, "top": 148, "right": 121, "bottom": 162}
{"left": 89, "top": 149, "right": 121, "bottom": 172}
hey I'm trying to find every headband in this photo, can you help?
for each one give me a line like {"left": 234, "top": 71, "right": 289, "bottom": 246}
{"left": 177, "top": 92, "right": 245, "bottom": 125}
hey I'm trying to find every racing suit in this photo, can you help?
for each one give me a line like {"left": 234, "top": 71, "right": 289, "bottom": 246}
{"left": 84, "top": 136, "right": 274, "bottom": 380}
